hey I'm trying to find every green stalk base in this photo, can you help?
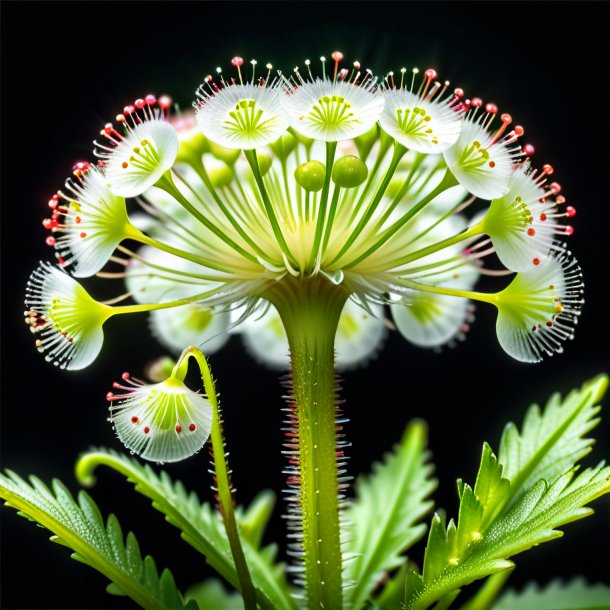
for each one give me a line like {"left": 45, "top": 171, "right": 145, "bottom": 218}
{"left": 265, "top": 277, "right": 349, "bottom": 610}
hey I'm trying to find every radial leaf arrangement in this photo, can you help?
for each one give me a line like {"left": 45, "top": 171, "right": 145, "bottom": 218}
{"left": 10, "top": 51, "right": 607, "bottom": 610}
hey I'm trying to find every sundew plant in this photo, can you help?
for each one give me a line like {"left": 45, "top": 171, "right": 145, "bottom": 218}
{"left": 3, "top": 51, "right": 610, "bottom": 610}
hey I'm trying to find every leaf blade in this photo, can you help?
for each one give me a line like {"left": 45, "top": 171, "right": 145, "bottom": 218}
{"left": 75, "top": 448, "right": 297, "bottom": 610}
{"left": 403, "top": 375, "right": 610, "bottom": 610}
{"left": 493, "top": 578, "right": 610, "bottom": 610}
{"left": 0, "top": 471, "right": 194, "bottom": 610}
{"left": 343, "top": 420, "right": 436, "bottom": 608}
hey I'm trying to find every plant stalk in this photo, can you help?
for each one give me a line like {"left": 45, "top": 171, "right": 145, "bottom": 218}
{"left": 265, "top": 277, "right": 349, "bottom": 610}
{"left": 176, "top": 347, "right": 257, "bottom": 610}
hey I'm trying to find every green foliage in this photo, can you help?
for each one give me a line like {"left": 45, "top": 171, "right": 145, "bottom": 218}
{"left": 186, "top": 579, "right": 244, "bottom": 610}
{"left": 4, "top": 376, "right": 609, "bottom": 610}
{"left": 403, "top": 375, "right": 610, "bottom": 610}
{"left": 0, "top": 471, "right": 195, "bottom": 610}
{"left": 375, "top": 564, "right": 409, "bottom": 610}
{"left": 343, "top": 420, "right": 436, "bottom": 609}
{"left": 238, "top": 489, "right": 276, "bottom": 550}
{"left": 75, "top": 449, "right": 297, "bottom": 610}
{"left": 493, "top": 578, "right": 610, "bottom": 610}
{"left": 496, "top": 375, "right": 606, "bottom": 517}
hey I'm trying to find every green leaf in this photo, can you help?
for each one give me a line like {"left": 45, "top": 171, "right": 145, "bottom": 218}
{"left": 457, "top": 569, "right": 514, "bottom": 610}
{"left": 406, "top": 460, "right": 610, "bottom": 610}
{"left": 403, "top": 375, "right": 610, "bottom": 610}
{"left": 493, "top": 578, "right": 610, "bottom": 610}
{"left": 0, "top": 471, "right": 195, "bottom": 610}
{"left": 239, "top": 489, "right": 276, "bottom": 550}
{"left": 496, "top": 374, "right": 606, "bottom": 517}
{"left": 343, "top": 420, "right": 436, "bottom": 609}
{"left": 432, "top": 590, "right": 462, "bottom": 610}
{"left": 375, "top": 563, "right": 409, "bottom": 610}
{"left": 186, "top": 579, "right": 244, "bottom": 610}
{"left": 76, "top": 449, "right": 297, "bottom": 610}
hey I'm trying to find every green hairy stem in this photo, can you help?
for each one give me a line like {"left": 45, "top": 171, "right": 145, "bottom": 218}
{"left": 265, "top": 277, "right": 349, "bottom": 610}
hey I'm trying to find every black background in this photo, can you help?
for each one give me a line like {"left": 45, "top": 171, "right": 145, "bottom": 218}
{"left": 1, "top": 1, "right": 609, "bottom": 608}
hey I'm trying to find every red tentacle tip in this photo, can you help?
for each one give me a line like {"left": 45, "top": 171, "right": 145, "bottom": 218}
{"left": 72, "top": 161, "right": 90, "bottom": 177}
{"left": 522, "top": 143, "right": 535, "bottom": 156}
{"left": 158, "top": 95, "right": 172, "bottom": 110}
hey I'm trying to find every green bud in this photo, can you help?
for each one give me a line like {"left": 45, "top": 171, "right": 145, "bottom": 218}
{"left": 331, "top": 155, "right": 368, "bottom": 188}
{"left": 145, "top": 356, "right": 176, "bottom": 383}
{"left": 257, "top": 153, "right": 273, "bottom": 176}
{"left": 176, "top": 131, "right": 209, "bottom": 165}
{"left": 294, "top": 160, "right": 326, "bottom": 192}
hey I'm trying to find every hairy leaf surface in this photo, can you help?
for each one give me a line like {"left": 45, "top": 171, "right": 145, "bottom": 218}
{"left": 404, "top": 376, "right": 610, "bottom": 610}
{"left": 343, "top": 420, "right": 436, "bottom": 608}
{"left": 186, "top": 579, "right": 244, "bottom": 610}
{"left": 0, "top": 471, "right": 195, "bottom": 610}
{"left": 493, "top": 578, "right": 610, "bottom": 610}
{"left": 76, "top": 449, "right": 297, "bottom": 610}
{"left": 497, "top": 374, "right": 606, "bottom": 515}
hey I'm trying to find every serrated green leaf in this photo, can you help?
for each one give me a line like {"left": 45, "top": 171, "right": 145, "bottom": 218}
{"left": 432, "top": 590, "right": 461, "bottom": 610}
{"left": 493, "top": 578, "right": 610, "bottom": 610}
{"left": 497, "top": 375, "right": 606, "bottom": 514}
{"left": 186, "top": 579, "right": 244, "bottom": 610}
{"left": 240, "top": 490, "right": 276, "bottom": 550}
{"left": 75, "top": 449, "right": 297, "bottom": 610}
{"left": 474, "top": 444, "right": 511, "bottom": 528}
{"left": 403, "top": 375, "right": 610, "bottom": 610}
{"left": 374, "top": 563, "right": 409, "bottom": 610}
{"left": 107, "top": 582, "right": 126, "bottom": 596}
{"left": 0, "top": 470, "right": 195, "bottom": 610}
{"left": 343, "top": 420, "right": 436, "bottom": 609}
{"left": 457, "top": 569, "right": 514, "bottom": 610}
{"left": 407, "top": 462, "right": 610, "bottom": 610}
{"left": 422, "top": 514, "right": 452, "bottom": 583}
